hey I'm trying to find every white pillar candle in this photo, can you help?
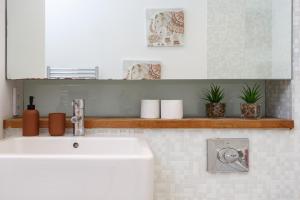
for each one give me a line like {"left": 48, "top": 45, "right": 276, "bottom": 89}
{"left": 141, "top": 100, "right": 160, "bottom": 119}
{"left": 161, "top": 100, "right": 183, "bottom": 119}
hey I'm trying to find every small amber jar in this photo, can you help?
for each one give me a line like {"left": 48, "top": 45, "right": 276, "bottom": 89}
{"left": 48, "top": 113, "right": 66, "bottom": 136}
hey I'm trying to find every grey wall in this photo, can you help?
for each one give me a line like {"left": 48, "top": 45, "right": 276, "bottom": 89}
{"left": 23, "top": 80, "right": 265, "bottom": 117}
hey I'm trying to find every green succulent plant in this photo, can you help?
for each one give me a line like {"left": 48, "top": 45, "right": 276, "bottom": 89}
{"left": 240, "top": 83, "right": 262, "bottom": 104}
{"left": 203, "top": 84, "right": 224, "bottom": 103}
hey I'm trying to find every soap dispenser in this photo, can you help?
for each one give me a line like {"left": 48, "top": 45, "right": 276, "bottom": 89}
{"left": 23, "top": 96, "right": 39, "bottom": 136}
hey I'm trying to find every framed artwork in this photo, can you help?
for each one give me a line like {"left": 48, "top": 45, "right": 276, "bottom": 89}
{"left": 146, "top": 9, "right": 184, "bottom": 47}
{"left": 123, "top": 60, "right": 161, "bottom": 80}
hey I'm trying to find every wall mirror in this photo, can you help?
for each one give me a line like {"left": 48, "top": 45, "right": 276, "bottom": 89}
{"left": 6, "top": 0, "right": 292, "bottom": 80}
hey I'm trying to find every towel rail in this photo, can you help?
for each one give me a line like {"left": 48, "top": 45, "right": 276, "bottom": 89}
{"left": 47, "top": 66, "right": 99, "bottom": 79}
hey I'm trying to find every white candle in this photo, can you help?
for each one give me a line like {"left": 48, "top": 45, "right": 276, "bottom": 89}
{"left": 141, "top": 100, "right": 160, "bottom": 119}
{"left": 161, "top": 100, "right": 183, "bottom": 119}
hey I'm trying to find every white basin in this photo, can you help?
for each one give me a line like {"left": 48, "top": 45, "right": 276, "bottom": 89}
{"left": 0, "top": 137, "right": 154, "bottom": 200}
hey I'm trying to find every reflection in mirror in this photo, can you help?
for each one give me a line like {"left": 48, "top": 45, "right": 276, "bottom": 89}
{"left": 6, "top": 0, "right": 292, "bottom": 80}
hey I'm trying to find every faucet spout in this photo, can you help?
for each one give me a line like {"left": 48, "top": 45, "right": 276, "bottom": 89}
{"left": 71, "top": 99, "right": 85, "bottom": 136}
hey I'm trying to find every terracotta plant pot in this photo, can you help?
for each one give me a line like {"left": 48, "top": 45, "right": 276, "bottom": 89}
{"left": 240, "top": 104, "right": 261, "bottom": 119}
{"left": 206, "top": 103, "right": 225, "bottom": 118}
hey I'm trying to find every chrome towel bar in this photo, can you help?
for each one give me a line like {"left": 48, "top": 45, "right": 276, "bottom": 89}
{"left": 47, "top": 66, "right": 99, "bottom": 79}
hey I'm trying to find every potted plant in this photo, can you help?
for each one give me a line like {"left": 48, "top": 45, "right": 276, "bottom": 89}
{"left": 203, "top": 84, "right": 225, "bottom": 118}
{"left": 240, "top": 83, "right": 262, "bottom": 118}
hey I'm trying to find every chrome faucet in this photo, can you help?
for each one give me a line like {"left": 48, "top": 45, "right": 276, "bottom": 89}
{"left": 71, "top": 99, "right": 85, "bottom": 136}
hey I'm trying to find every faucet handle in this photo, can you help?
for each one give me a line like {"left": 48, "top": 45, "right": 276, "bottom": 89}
{"left": 72, "top": 99, "right": 85, "bottom": 109}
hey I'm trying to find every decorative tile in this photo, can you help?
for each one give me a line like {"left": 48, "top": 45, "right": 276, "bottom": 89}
{"left": 123, "top": 60, "right": 161, "bottom": 80}
{"left": 265, "top": 80, "right": 292, "bottom": 119}
{"left": 146, "top": 9, "right": 184, "bottom": 47}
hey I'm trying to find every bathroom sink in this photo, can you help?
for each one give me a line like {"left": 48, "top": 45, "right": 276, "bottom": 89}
{"left": 0, "top": 137, "right": 154, "bottom": 200}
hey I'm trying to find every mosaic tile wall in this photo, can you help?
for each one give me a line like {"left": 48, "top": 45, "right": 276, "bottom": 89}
{"left": 3, "top": 1, "right": 300, "bottom": 200}
{"left": 265, "top": 80, "right": 292, "bottom": 119}
{"left": 293, "top": 0, "right": 300, "bottom": 130}
{"left": 207, "top": 0, "right": 292, "bottom": 79}
{"left": 85, "top": 128, "right": 299, "bottom": 200}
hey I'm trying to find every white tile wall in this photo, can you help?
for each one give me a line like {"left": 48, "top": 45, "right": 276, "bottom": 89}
{"left": 266, "top": 80, "right": 292, "bottom": 119}
{"left": 3, "top": 128, "right": 298, "bottom": 200}
{"left": 3, "top": 0, "right": 300, "bottom": 200}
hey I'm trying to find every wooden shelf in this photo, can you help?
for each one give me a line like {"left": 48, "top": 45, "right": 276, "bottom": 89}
{"left": 3, "top": 117, "right": 294, "bottom": 129}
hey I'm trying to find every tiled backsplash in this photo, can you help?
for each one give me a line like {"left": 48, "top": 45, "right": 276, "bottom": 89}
{"left": 23, "top": 80, "right": 266, "bottom": 117}
{"left": 266, "top": 80, "right": 292, "bottom": 119}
